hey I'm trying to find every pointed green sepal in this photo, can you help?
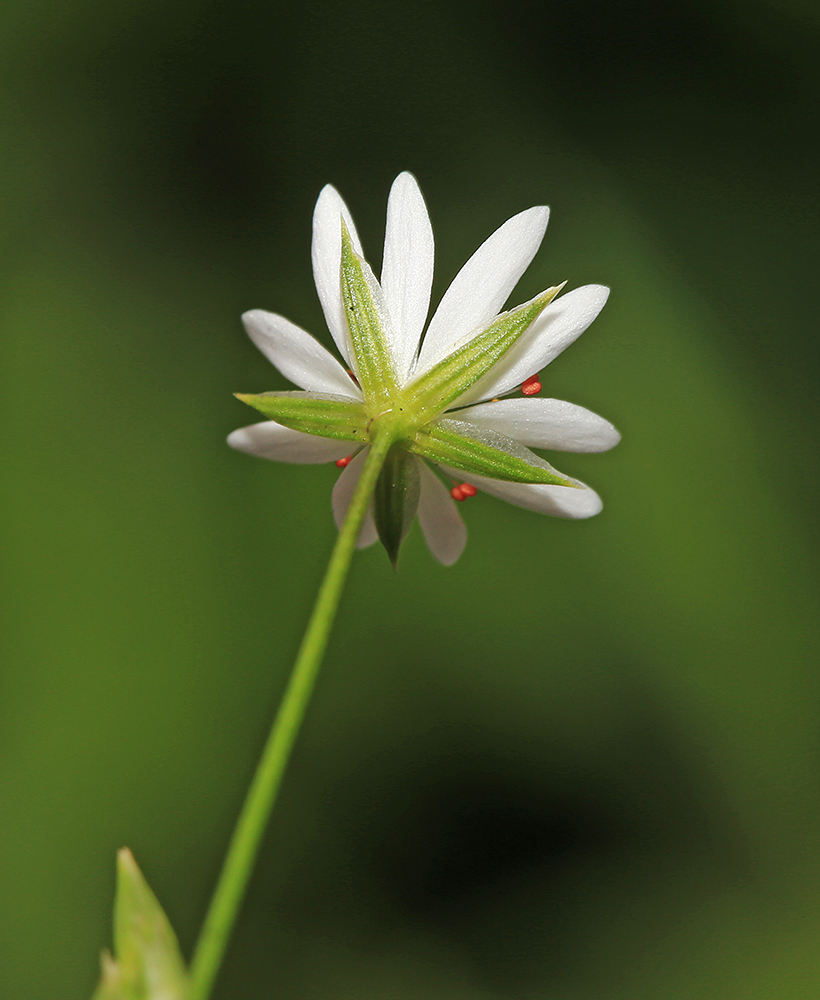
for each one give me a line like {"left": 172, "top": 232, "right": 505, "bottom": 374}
{"left": 340, "top": 221, "right": 398, "bottom": 405}
{"left": 91, "top": 848, "right": 188, "bottom": 1000}
{"left": 410, "top": 417, "right": 577, "bottom": 486}
{"left": 374, "top": 445, "right": 421, "bottom": 569}
{"left": 236, "top": 391, "right": 369, "bottom": 442}
{"left": 404, "top": 284, "right": 565, "bottom": 422}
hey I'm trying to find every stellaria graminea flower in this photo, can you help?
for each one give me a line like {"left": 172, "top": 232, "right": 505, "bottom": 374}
{"left": 228, "top": 172, "right": 619, "bottom": 565}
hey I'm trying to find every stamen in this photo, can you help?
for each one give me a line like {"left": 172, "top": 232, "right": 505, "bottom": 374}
{"left": 346, "top": 368, "right": 360, "bottom": 387}
{"left": 450, "top": 482, "right": 477, "bottom": 501}
{"left": 521, "top": 373, "right": 542, "bottom": 395}
{"left": 335, "top": 455, "right": 353, "bottom": 468}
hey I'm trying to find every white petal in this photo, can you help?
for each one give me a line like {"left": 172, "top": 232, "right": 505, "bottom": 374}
{"left": 415, "top": 205, "right": 550, "bottom": 374}
{"left": 459, "top": 285, "right": 609, "bottom": 404}
{"left": 415, "top": 458, "right": 467, "bottom": 566}
{"left": 456, "top": 398, "right": 620, "bottom": 453}
{"left": 381, "top": 172, "right": 434, "bottom": 383}
{"left": 438, "top": 464, "right": 603, "bottom": 519}
{"left": 331, "top": 448, "right": 378, "bottom": 548}
{"left": 227, "top": 422, "right": 354, "bottom": 464}
{"left": 241, "top": 310, "right": 362, "bottom": 399}
{"left": 311, "top": 184, "right": 364, "bottom": 366}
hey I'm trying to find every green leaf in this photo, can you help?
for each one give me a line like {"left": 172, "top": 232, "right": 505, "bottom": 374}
{"left": 403, "top": 284, "right": 564, "bottom": 422}
{"left": 236, "top": 391, "right": 369, "bottom": 442}
{"left": 374, "top": 445, "right": 420, "bottom": 569}
{"left": 339, "top": 221, "right": 398, "bottom": 405}
{"left": 410, "top": 417, "right": 576, "bottom": 486}
{"left": 92, "top": 848, "right": 188, "bottom": 1000}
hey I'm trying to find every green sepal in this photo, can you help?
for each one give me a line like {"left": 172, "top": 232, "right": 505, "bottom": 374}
{"left": 404, "top": 283, "right": 564, "bottom": 422}
{"left": 374, "top": 445, "right": 420, "bottom": 570}
{"left": 410, "top": 417, "right": 576, "bottom": 487}
{"left": 340, "top": 222, "right": 398, "bottom": 405}
{"left": 236, "top": 391, "right": 369, "bottom": 443}
{"left": 91, "top": 848, "right": 188, "bottom": 1000}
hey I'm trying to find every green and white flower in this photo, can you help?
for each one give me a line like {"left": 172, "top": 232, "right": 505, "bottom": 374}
{"left": 229, "top": 172, "right": 619, "bottom": 565}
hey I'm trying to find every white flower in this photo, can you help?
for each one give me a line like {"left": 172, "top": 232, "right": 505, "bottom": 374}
{"left": 228, "top": 172, "right": 619, "bottom": 565}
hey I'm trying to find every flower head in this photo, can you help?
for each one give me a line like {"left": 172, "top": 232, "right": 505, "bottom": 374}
{"left": 229, "top": 172, "right": 619, "bottom": 565}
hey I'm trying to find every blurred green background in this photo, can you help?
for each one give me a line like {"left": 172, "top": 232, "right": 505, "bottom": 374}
{"left": 2, "top": 0, "right": 819, "bottom": 997}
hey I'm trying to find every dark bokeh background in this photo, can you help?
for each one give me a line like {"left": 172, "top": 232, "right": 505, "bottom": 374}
{"left": 2, "top": 0, "right": 819, "bottom": 997}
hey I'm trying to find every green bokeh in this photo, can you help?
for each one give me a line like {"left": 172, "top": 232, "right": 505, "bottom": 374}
{"left": 2, "top": 0, "right": 819, "bottom": 997}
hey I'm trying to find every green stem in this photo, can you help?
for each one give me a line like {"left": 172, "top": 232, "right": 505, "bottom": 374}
{"left": 187, "top": 430, "right": 393, "bottom": 1000}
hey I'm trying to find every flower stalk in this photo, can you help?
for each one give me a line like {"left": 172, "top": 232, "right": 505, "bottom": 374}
{"left": 187, "top": 427, "right": 395, "bottom": 1000}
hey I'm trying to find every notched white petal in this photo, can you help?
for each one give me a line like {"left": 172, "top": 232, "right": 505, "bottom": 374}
{"left": 331, "top": 448, "right": 378, "bottom": 548}
{"left": 227, "top": 422, "right": 353, "bottom": 464}
{"left": 312, "top": 185, "right": 364, "bottom": 366}
{"left": 381, "top": 172, "right": 434, "bottom": 383}
{"left": 415, "top": 458, "right": 466, "bottom": 566}
{"left": 438, "top": 464, "right": 603, "bottom": 519}
{"left": 241, "top": 310, "right": 362, "bottom": 399}
{"left": 462, "top": 284, "right": 609, "bottom": 404}
{"left": 457, "top": 398, "right": 620, "bottom": 452}
{"left": 417, "top": 205, "right": 550, "bottom": 373}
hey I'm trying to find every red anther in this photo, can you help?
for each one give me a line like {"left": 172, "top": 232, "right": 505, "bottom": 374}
{"left": 335, "top": 455, "right": 353, "bottom": 468}
{"left": 450, "top": 486, "right": 466, "bottom": 501}
{"left": 459, "top": 482, "right": 477, "bottom": 497}
{"left": 346, "top": 369, "right": 360, "bottom": 387}
{"left": 521, "top": 374, "right": 542, "bottom": 395}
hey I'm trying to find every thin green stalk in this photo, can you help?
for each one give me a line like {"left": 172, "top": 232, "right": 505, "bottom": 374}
{"left": 187, "top": 429, "right": 394, "bottom": 1000}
